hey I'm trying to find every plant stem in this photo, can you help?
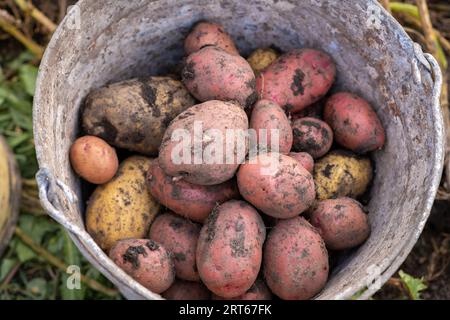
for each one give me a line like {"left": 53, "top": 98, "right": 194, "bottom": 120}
{"left": 14, "top": 0, "right": 57, "bottom": 33}
{"left": 14, "top": 227, "right": 119, "bottom": 297}
{"left": 0, "top": 10, "right": 43, "bottom": 58}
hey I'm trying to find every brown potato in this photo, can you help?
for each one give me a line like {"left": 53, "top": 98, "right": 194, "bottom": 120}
{"left": 159, "top": 100, "right": 249, "bottom": 185}
{"left": 147, "top": 160, "right": 239, "bottom": 223}
{"left": 291, "top": 117, "right": 333, "bottom": 159}
{"left": 149, "top": 212, "right": 201, "bottom": 281}
{"left": 182, "top": 46, "right": 257, "bottom": 108}
{"left": 82, "top": 76, "right": 195, "bottom": 155}
{"left": 162, "top": 279, "right": 211, "bottom": 300}
{"left": 184, "top": 21, "right": 239, "bottom": 55}
{"left": 109, "top": 239, "right": 175, "bottom": 293}
{"left": 264, "top": 217, "right": 329, "bottom": 300}
{"left": 309, "top": 198, "right": 370, "bottom": 250}
{"left": 196, "top": 200, "right": 266, "bottom": 298}
{"left": 250, "top": 99, "right": 293, "bottom": 154}
{"left": 69, "top": 135, "right": 118, "bottom": 184}
{"left": 237, "top": 152, "right": 315, "bottom": 219}
{"left": 247, "top": 48, "right": 279, "bottom": 74}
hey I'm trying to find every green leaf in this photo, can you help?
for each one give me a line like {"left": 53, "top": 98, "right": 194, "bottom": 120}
{"left": 7, "top": 52, "right": 35, "bottom": 71}
{"left": 18, "top": 65, "right": 38, "bottom": 96}
{"left": 15, "top": 241, "right": 36, "bottom": 263}
{"left": 26, "top": 278, "right": 48, "bottom": 300}
{"left": 0, "top": 258, "right": 18, "bottom": 282}
{"left": 399, "top": 270, "right": 427, "bottom": 300}
{"left": 18, "top": 214, "right": 59, "bottom": 245}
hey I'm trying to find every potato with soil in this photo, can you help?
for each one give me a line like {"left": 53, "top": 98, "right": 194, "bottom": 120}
{"left": 185, "top": 21, "right": 239, "bottom": 55}
{"left": 163, "top": 279, "right": 211, "bottom": 300}
{"left": 288, "top": 152, "right": 314, "bottom": 173}
{"left": 324, "top": 92, "right": 385, "bottom": 153}
{"left": 291, "top": 117, "right": 333, "bottom": 159}
{"left": 290, "top": 99, "right": 324, "bottom": 120}
{"left": 86, "top": 156, "right": 160, "bottom": 251}
{"left": 314, "top": 150, "right": 373, "bottom": 200}
{"left": 109, "top": 239, "right": 174, "bottom": 293}
{"left": 82, "top": 76, "right": 195, "bottom": 155}
{"left": 147, "top": 160, "right": 239, "bottom": 223}
{"left": 196, "top": 200, "right": 266, "bottom": 298}
{"left": 249, "top": 100, "right": 293, "bottom": 154}
{"left": 256, "top": 48, "right": 336, "bottom": 113}
{"left": 182, "top": 46, "right": 257, "bottom": 108}
{"left": 212, "top": 279, "right": 272, "bottom": 300}
{"left": 159, "top": 100, "right": 249, "bottom": 185}
{"left": 309, "top": 198, "right": 370, "bottom": 250}
{"left": 149, "top": 212, "right": 201, "bottom": 281}
{"left": 69, "top": 135, "right": 118, "bottom": 184}
{"left": 237, "top": 152, "right": 315, "bottom": 219}
{"left": 247, "top": 48, "right": 279, "bottom": 74}
{"left": 264, "top": 216, "right": 329, "bottom": 300}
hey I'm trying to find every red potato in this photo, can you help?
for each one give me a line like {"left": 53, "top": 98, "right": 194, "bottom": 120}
{"left": 182, "top": 46, "right": 257, "bottom": 109}
{"left": 212, "top": 279, "right": 272, "bottom": 300}
{"left": 324, "top": 92, "right": 385, "bottom": 153}
{"left": 149, "top": 212, "right": 201, "bottom": 281}
{"left": 264, "top": 217, "right": 329, "bottom": 300}
{"left": 256, "top": 49, "right": 336, "bottom": 113}
{"left": 288, "top": 152, "right": 314, "bottom": 173}
{"left": 291, "top": 117, "right": 333, "bottom": 159}
{"left": 162, "top": 279, "right": 211, "bottom": 300}
{"left": 290, "top": 99, "right": 324, "bottom": 120}
{"left": 250, "top": 99, "right": 293, "bottom": 154}
{"left": 109, "top": 239, "right": 175, "bottom": 293}
{"left": 237, "top": 152, "right": 315, "bottom": 219}
{"left": 69, "top": 135, "right": 118, "bottom": 184}
{"left": 309, "top": 198, "right": 370, "bottom": 250}
{"left": 159, "top": 100, "right": 249, "bottom": 186}
{"left": 196, "top": 200, "right": 266, "bottom": 298}
{"left": 147, "top": 160, "right": 239, "bottom": 223}
{"left": 184, "top": 21, "right": 239, "bottom": 56}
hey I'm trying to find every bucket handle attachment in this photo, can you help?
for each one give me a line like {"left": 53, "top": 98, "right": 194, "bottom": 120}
{"left": 36, "top": 167, "right": 86, "bottom": 237}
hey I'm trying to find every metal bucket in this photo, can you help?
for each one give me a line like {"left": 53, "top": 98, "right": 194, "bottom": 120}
{"left": 33, "top": 0, "right": 444, "bottom": 300}
{"left": 0, "top": 136, "right": 20, "bottom": 257}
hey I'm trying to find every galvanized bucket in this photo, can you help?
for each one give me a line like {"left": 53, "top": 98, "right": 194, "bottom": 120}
{"left": 33, "top": 0, "right": 444, "bottom": 299}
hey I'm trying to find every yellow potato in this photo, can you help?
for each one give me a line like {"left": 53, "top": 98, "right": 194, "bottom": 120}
{"left": 86, "top": 156, "right": 160, "bottom": 251}
{"left": 314, "top": 150, "right": 372, "bottom": 200}
{"left": 247, "top": 48, "right": 279, "bottom": 74}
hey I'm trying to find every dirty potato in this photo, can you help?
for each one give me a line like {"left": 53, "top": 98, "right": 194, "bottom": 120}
{"left": 82, "top": 76, "right": 195, "bottom": 155}
{"left": 212, "top": 279, "right": 272, "bottom": 300}
{"left": 86, "top": 156, "right": 160, "bottom": 251}
{"left": 163, "top": 279, "right": 211, "bottom": 300}
{"left": 314, "top": 150, "right": 373, "bottom": 200}
{"left": 291, "top": 117, "right": 333, "bottom": 159}
{"left": 247, "top": 48, "right": 279, "bottom": 74}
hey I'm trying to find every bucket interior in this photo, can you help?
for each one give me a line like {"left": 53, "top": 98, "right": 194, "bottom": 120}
{"left": 34, "top": 0, "right": 442, "bottom": 299}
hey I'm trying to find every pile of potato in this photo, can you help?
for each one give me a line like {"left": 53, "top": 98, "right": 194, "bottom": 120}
{"left": 69, "top": 21, "right": 385, "bottom": 300}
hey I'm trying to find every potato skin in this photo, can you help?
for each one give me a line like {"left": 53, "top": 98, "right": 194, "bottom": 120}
{"left": 324, "top": 92, "right": 385, "bottom": 153}
{"left": 196, "top": 200, "right": 266, "bottom": 298}
{"left": 149, "top": 212, "right": 201, "bottom": 281}
{"left": 147, "top": 160, "right": 239, "bottom": 223}
{"left": 159, "top": 100, "right": 249, "bottom": 185}
{"left": 184, "top": 21, "right": 239, "bottom": 56}
{"left": 182, "top": 46, "right": 257, "bottom": 108}
{"left": 163, "top": 279, "right": 211, "bottom": 300}
{"left": 237, "top": 152, "right": 315, "bottom": 219}
{"left": 291, "top": 117, "right": 333, "bottom": 159}
{"left": 82, "top": 76, "right": 195, "bottom": 155}
{"left": 290, "top": 100, "right": 324, "bottom": 120}
{"left": 247, "top": 48, "right": 279, "bottom": 74}
{"left": 288, "top": 152, "right": 314, "bottom": 173}
{"left": 256, "top": 49, "right": 336, "bottom": 113}
{"left": 86, "top": 156, "right": 160, "bottom": 251}
{"left": 250, "top": 100, "right": 293, "bottom": 154}
{"left": 309, "top": 198, "right": 370, "bottom": 250}
{"left": 314, "top": 150, "right": 373, "bottom": 200}
{"left": 212, "top": 279, "right": 272, "bottom": 300}
{"left": 264, "top": 217, "right": 329, "bottom": 300}
{"left": 69, "top": 135, "right": 118, "bottom": 184}
{"left": 109, "top": 239, "right": 175, "bottom": 293}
